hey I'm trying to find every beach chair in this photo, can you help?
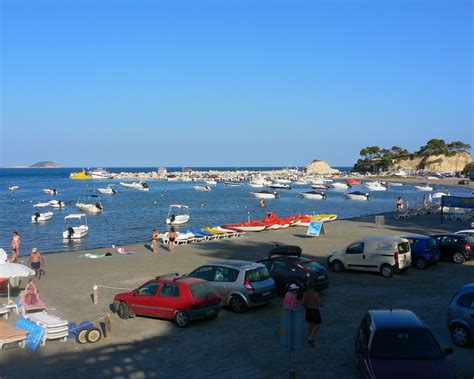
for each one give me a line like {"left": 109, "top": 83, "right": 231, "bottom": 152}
{"left": 190, "top": 229, "right": 210, "bottom": 241}
{"left": 25, "top": 312, "right": 69, "bottom": 345}
{"left": 204, "top": 227, "right": 229, "bottom": 239}
{"left": 17, "top": 287, "right": 46, "bottom": 316}
{"left": 195, "top": 228, "right": 219, "bottom": 240}
{"left": 0, "top": 321, "right": 28, "bottom": 349}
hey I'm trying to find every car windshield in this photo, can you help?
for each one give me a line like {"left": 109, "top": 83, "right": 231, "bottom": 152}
{"left": 245, "top": 267, "right": 270, "bottom": 282}
{"left": 426, "top": 239, "right": 437, "bottom": 248}
{"left": 189, "top": 282, "right": 216, "bottom": 299}
{"left": 301, "top": 261, "right": 322, "bottom": 271}
{"left": 371, "top": 330, "right": 442, "bottom": 360}
{"left": 398, "top": 242, "right": 410, "bottom": 254}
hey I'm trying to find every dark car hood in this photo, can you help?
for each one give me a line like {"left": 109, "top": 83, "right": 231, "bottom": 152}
{"left": 369, "top": 358, "right": 453, "bottom": 379}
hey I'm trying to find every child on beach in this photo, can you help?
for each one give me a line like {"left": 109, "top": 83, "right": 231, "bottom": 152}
{"left": 152, "top": 228, "right": 159, "bottom": 254}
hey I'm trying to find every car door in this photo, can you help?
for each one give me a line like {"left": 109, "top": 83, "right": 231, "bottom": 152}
{"left": 457, "top": 292, "right": 474, "bottom": 328}
{"left": 128, "top": 281, "right": 161, "bottom": 317}
{"left": 156, "top": 283, "right": 181, "bottom": 319}
{"left": 344, "top": 242, "right": 367, "bottom": 271}
{"left": 270, "top": 259, "right": 289, "bottom": 292}
{"left": 211, "top": 266, "right": 238, "bottom": 302}
{"left": 436, "top": 236, "right": 452, "bottom": 260}
{"left": 355, "top": 314, "right": 371, "bottom": 376}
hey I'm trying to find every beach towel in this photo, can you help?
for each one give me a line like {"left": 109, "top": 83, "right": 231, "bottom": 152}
{"left": 116, "top": 247, "right": 136, "bottom": 255}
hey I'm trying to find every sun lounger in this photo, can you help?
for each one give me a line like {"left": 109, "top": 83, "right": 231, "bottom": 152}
{"left": 190, "top": 229, "right": 210, "bottom": 241}
{"left": 17, "top": 291, "right": 46, "bottom": 316}
{"left": 0, "top": 321, "right": 28, "bottom": 349}
{"left": 26, "top": 312, "right": 69, "bottom": 345}
{"left": 195, "top": 228, "right": 219, "bottom": 240}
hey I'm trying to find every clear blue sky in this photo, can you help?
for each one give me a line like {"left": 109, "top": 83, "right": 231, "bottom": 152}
{"left": 1, "top": 0, "right": 472, "bottom": 167}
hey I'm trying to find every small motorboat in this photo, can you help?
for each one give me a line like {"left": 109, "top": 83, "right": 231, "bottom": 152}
{"left": 293, "top": 180, "right": 309, "bottom": 185}
{"left": 224, "top": 181, "right": 241, "bottom": 187}
{"left": 89, "top": 168, "right": 112, "bottom": 179}
{"left": 249, "top": 175, "right": 271, "bottom": 188}
{"left": 251, "top": 191, "right": 278, "bottom": 199}
{"left": 311, "top": 184, "right": 330, "bottom": 190}
{"left": 166, "top": 205, "right": 190, "bottom": 225}
{"left": 43, "top": 188, "right": 58, "bottom": 195}
{"left": 365, "top": 182, "right": 387, "bottom": 191}
{"left": 97, "top": 185, "right": 117, "bottom": 195}
{"left": 414, "top": 184, "right": 433, "bottom": 191}
{"left": 346, "top": 191, "right": 371, "bottom": 201}
{"left": 269, "top": 183, "right": 291, "bottom": 190}
{"left": 204, "top": 180, "right": 218, "bottom": 185}
{"left": 70, "top": 169, "right": 93, "bottom": 180}
{"left": 389, "top": 182, "right": 403, "bottom": 187}
{"left": 49, "top": 200, "right": 66, "bottom": 209}
{"left": 299, "top": 191, "right": 327, "bottom": 200}
{"left": 222, "top": 222, "right": 267, "bottom": 232}
{"left": 8, "top": 186, "right": 19, "bottom": 191}
{"left": 193, "top": 185, "right": 211, "bottom": 192}
{"left": 63, "top": 214, "right": 88, "bottom": 239}
{"left": 331, "top": 182, "right": 350, "bottom": 190}
{"left": 346, "top": 179, "right": 362, "bottom": 186}
{"left": 31, "top": 202, "right": 53, "bottom": 222}
{"left": 275, "top": 179, "right": 292, "bottom": 185}
{"left": 120, "top": 181, "right": 149, "bottom": 191}
{"left": 76, "top": 195, "right": 103, "bottom": 213}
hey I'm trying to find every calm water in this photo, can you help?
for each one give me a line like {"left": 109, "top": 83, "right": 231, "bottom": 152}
{"left": 0, "top": 168, "right": 470, "bottom": 255}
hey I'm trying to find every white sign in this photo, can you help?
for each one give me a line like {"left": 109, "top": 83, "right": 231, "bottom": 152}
{"left": 306, "top": 220, "right": 325, "bottom": 237}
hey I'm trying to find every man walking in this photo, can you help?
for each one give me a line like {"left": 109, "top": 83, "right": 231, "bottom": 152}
{"left": 302, "top": 283, "right": 322, "bottom": 347}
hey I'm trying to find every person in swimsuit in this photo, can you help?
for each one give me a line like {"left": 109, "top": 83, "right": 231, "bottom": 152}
{"left": 152, "top": 228, "right": 159, "bottom": 254}
{"left": 168, "top": 227, "right": 177, "bottom": 255}
{"left": 28, "top": 247, "right": 44, "bottom": 281}
{"left": 396, "top": 196, "right": 403, "bottom": 211}
{"left": 11, "top": 231, "right": 20, "bottom": 257}
{"left": 302, "top": 282, "right": 322, "bottom": 347}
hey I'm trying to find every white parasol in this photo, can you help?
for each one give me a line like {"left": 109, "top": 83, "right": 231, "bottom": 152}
{"left": 0, "top": 249, "right": 7, "bottom": 264}
{"left": 0, "top": 263, "right": 35, "bottom": 303}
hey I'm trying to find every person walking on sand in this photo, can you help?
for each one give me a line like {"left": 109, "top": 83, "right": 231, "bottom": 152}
{"left": 168, "top": 227, "right": 177, "bottom": 255}
{"left": 152, "top": 228, "right": 159, "bottom": 254}
{"left": 11, "top": 231, "right": 20, "bottom": 257}
{"left": 282, "top": 284, "right": 299, "bottom": 309}
{"left": 396, "top": 196, "right": 403, "bottom": 212}
{"left": 28, "top": 247, "right": 44, "bottom": 281}
{"left": 302, "top": 282, "right": 322, "bottom": 347}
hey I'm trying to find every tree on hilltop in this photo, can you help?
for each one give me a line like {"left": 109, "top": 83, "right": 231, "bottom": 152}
{"left": 417, "top": 139, "right": 448, "bottom": 157}
{"left": 447, "top": 141, "right": 471, "bottom": 155}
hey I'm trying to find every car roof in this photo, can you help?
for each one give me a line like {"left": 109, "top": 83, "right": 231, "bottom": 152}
{"left": 400, "top": 235, "right": 433, "bottom": 240}
{"left": 455, "top": 230, "right": 474, "bottom": 234}
{"left": 369, "top": 310, "right": 427, "bottom": 330}
{"left": 431, "top": 234, "right": 465, "bottom": 238}
{"left": 363, "top": 236, "right": 408, "bottom": 242}
{"left": 205, "top": 260, "right": 264, "bottom": 269}
{"left": 153, "top": 275, "right": 205, "bottom": 285}
{"left": 460, "top": 283, "right": 474, "bottom": 291}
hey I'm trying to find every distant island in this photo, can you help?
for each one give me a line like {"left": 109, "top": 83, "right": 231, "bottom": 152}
{"left": 29, "top": 161, "right": 60, "bottom": 168}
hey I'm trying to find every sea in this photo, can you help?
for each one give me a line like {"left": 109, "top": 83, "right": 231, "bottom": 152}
{"left": 1, "top": 167, "right": 471, "bottom": 256}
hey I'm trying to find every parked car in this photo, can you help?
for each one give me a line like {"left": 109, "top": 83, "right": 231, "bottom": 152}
{"left": 112, "top": 274, "right": 222, "bottom": 327}
{"left": 447, "top": 282, "right": 474, "bottom": 348}
{"left": 401, "top": 235, "right": 440, "bottom": 269}
{"left": 431, "top": 234, "right": 471, "bottom": 264}
{"left": 355, "top": 310, "right": 454, "bottom": 379}
{"left": 458, "top": 179, "right": 469, "bottom": 185}
{"left": 257, "top": 245, "right": 329, "bottom": 295}
{"left": 327, "top": 236, "right": 411, "bottom": 278}
{"left": 454, "top": 229, "right": 474, "bottom": 249}
{"left": 187, "top": 260, "right": 276, "bottom": 313}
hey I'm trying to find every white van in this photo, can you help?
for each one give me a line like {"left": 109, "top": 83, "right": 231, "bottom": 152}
{"left": 327, "top": 236, "right": 411, "bottom": 278}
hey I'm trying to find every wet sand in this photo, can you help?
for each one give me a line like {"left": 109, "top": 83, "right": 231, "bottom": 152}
{"left": 0, "top": 211, "right": 473, "bottom": 379}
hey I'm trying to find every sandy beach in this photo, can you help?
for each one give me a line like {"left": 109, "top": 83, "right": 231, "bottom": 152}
{"left": 0, "top": 208, "right": 473, "bottom": 379}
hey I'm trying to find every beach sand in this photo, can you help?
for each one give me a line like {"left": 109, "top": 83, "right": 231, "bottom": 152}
{"left": 0, "top": 211, "right": 473, "bottom": 378}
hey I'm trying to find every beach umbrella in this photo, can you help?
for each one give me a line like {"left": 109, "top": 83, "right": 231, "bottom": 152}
{"left": 0, "top": 263, "right": 35, "bottom": 303}
{"left": 0, "top": 249, "right": 7, "bottom": 264}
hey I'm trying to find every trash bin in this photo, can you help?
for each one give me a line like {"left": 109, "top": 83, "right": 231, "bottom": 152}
{"left": 375, "top": 215, "right": 385, "bottom": 228}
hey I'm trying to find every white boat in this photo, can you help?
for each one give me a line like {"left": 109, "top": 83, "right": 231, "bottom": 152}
{"left": 49, "top": 200, "right": 66, "bottom": 209}
{"left": 346, "top": 191, "right": 371, "bottom": 201}
{"left": 293, "top": 180, "right": 309, "bottom": 185}
{"left": 224, "top": 182, "right": 241, "bottom": 187}
{"left": 31, "top": 203, "right": 53, "bottom": 222}
{"left": 275, "top": 179, "right": 292, "bottom": 184}
{"left": 311, "top": 184, "right": 330, "bottom": 190}
{"left": 249, "top": 175, "right": 271, "bottom": 188}
{"left": 194, "top": 185, "right": 211, "bottom": 192}
{"left": 414, "top": 184, "right": 433, "bottom": 191}
{"left": 97, "top": 185, "right": 117, "bottom": 195}
{"left": 269, "top": 183, "right": 291, "bottom": 190}
{"left": 63, "top": 214, "right": 88, "bottom": 239}
{"left": 365, "top": 182, "right": 387, "bottom": 191}
{"left": 299, "top": 191, "right": 327, "bottom": 200}
{"left": 120, "top": 181, "right": 149, "bottom": 191}
{"left": 89, "top": 168, "right": 112, "bottom": 179}
{"left": 43, "top": 188, "right": 58, "bottom": 195}
{"left": 390, "top": 182, "right": 403, "bottom": 187}
{"left": 251, "top": 191, "right": 278, "bottom": 199}
{"left": 432, "top": 192, "right": 448, "bottom": 200}
{"left": 166, "top": 205, "right": 190, "bottom": 225}
{"left": 8, "top": 186, "right": 19, "bottom": 191}
{"left": 228, "top": 225, "right": 266, "bottom": 232}
{"left": 331, "top": 182, "right": 350, "bottom": 190}
{"left": 204, "top": 180, "right": 218, "bottom": 185}
{"left": 76, "top": 195, "right": 103, "bottom": 213}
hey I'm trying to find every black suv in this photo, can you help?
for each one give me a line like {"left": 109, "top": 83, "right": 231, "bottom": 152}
{"left": 430, "top": 234, "right": 471, "bottom": 264}
{"left": 257, "top": 245, "right": 329, "bottom": 295}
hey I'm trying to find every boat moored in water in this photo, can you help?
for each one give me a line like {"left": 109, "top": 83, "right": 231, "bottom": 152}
{"left": 43, "top": 188, "right": 58, "bottom": 195}
{"left": 331, "top": 182, "right": 350, "bottom": 190}
{"left": 194, "top": 185, "right": 211, "bottom": 192}
{"left": 224, "top": 181, "right": 242, "bottom": 187}
{"left": 49, "top": 200, "right": 66, "bottom": 209}
{"left": 251, "top": 191, "right": 278, "bottom": 199}
{"left": 346, "top": 191, "right": 371, "bottom": 201}
{"left": 63, "top": 214, "right": 88, "bottom": 239}
{"left": 97, "top": 185, "right": 117, "bottom": 195}
{"left": 70, "top": 169, "right": 93, "bottom": 180}
{"left": 89, "top": 168, "right": 112, "bottom": 180}
{"left": 120, "top": 181, "right": 149, "bottom": 191}
{"left": 8, "top": 186, "right": 19, "bottom": 191}
{"left": 299, "top": 191, "right": 328, "bottom": 200}
{"left": 76, "top": 195, "right": 103, "bottom": 213}
{"left": 414, "top": 184, "right": 434, "bottom": 191}
{"left": 166, "top": 205, "right": 190, "bottom": 225}
{"left": 31, "top": 202, "right": 54, "bottom": 222}
{"left": 269, "top": 183, "right": 291, "bottom": 190}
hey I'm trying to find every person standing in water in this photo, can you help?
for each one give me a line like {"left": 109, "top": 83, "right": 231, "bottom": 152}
{"left": 152, "top": 228, "right": 159, "bottom": 254}
{"left": 168, "top": 227, "right": 177, "bottom": 255}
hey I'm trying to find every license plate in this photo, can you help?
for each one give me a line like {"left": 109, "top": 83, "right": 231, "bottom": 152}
{"left": 262, "top": 291, "right": 271, "bottom": 296}
{"left": 206, "top": 309, "right": 215, "bottom": 315}
{"left": 318, "top": 275, "right": 325, "bottom": 279}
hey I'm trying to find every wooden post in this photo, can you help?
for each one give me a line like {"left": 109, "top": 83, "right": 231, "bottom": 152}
{"left": 104, "top": 313, "right": 112, "bottom": 339}
{"left": 93, "top": 285, "right": 98, "bottom": 305}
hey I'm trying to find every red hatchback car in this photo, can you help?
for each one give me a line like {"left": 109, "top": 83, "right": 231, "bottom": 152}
{"left": 112, "top": 274, "right": 222, "bottom": 327}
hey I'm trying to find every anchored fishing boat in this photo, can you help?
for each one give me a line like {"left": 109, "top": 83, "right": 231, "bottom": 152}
{"left": 311, "top": 184, "right": 330, "bottom": 190}
{"left": 365, "top": 182, "right": 387, "bottom": 191}
{"left": 70, "top": 169, "right": 93, "bottom": 180}
{"left": 89, "top": 168, "right": 112, "bottom": 180}
{"left": 166, "top": 205, "right": 190, "bottom": 225}
{"left": 269, "top": 183, "right": 291, "bottom": 190}
{"left": 331, "top": 182, "right": 350, "bottom": 190}
{"left": 63, "top": 214, "right": 88, "bottom": 239}
{"left": 8, "top": 186, "right": 19, "bottom": 191}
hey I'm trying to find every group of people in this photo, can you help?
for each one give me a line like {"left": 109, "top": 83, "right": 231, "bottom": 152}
{"left": 8, "top": 231, "right": 45, "bottom": 281}
{"left": 282, "top": 282, "right": 322, "bottom": 347}
{"left": 151, "top": 227, "right": 177, "bottom": 255}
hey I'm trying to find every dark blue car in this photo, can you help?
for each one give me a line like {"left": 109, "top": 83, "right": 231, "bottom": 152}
{"left": 401, "top": 236, "right": 440, "bottom": 269}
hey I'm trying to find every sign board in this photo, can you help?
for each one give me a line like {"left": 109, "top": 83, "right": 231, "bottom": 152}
{"left": 279, "top": 307, "right": 303, "bottom": 350}
{"left": 441, "top": 196, "right": 474, "bottom": 209}
{"left": 306, "top": 220, "right": 325, "bottom": 237}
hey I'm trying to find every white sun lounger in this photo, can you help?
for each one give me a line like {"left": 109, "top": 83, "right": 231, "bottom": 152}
{"left": 26, "top": 312, "right": 69, "bottom": 345}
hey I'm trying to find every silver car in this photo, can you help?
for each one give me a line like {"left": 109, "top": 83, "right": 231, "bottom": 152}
{"left": 447, "top": 282, "right": 474, "bottom": 348}
{"left": 188, "top": 260, "right": 277, "bottom": 313}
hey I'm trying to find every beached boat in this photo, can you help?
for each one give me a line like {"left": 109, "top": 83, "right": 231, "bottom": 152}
{"left": 222, "top": 222, "right": 267, "bottom": 232}
{"left": 120, "top": 181, "right": 149, "bottom": 191}
{"left": 193, "top": 185, "right": 211, "bottom": 192}
{"left": 43, "top": 188, "right": 58, "bottom": 195}
{"left": 8, "top": 186, "right": 19, "bottom": 191}
{"left": 70, "top": 169, "right": 93, "bottom": 180}
{"left": 331, "top": 182, "right": 350, "bottom": 190}
{"left": 97, "top": 185, "right": 117, "bottom": 195}
{"left": 250, "top": 191, "right": 278, "bottom": 199}
{"left": 204, "top": 180, "right": 218, "bottom": 185}
{"left": 346, "top": 191, "right": 371, "bottom": 201}
{"left": 224, "top": 182, "right": 241, "bottom": 187}
{"left": 63, "top": 214, "right": 88, "bottom": 239}
{"left": 414, "top": 184, "right": 433, "bottom": 191}
{"left": 89, "top": 168, "right": 112, "bottom": 180}
{"left": 299, "top": 191, "right": 327, "bottom": 200}
{"left": 49, "top": 200, "right": 66, "bottom": 209}
{"left": 76, "top": 195, "right": 103, "bottom": 213}
{"left": 166, "top": 205, "right": 190, "bottom": 225}
{"left": 269, "top": 183, "right": 291, "bottom": 190}
{"left": 31, "top": 203, "right": 53, "bottom": 222}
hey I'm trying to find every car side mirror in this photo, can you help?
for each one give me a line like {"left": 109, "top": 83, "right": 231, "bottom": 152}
{"left": 132, "top": 289, "right": 138, "bottom": 296}
{"left": 443, "top": 347, "right": 453, "bottom": 356}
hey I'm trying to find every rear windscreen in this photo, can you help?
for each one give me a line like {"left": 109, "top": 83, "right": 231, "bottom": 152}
{"left": 301, "top": 261, "right": 322, "bottom": 272}
{"left": 189, "top": 282, "right": 216, "bottom": 299}
{"left": 245, "top": 267, "right": 270, "bottom": 282}
{"left": 398, "top": 242, "right": 410, "bottom": 254}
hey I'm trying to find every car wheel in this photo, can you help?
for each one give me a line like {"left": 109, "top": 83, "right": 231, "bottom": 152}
{"left": 229, "top": 295, "right": 248, "bottom": 313}
{"left": 451, "top": 324, "right": 471, "bottom": 347}
{"left": 453, "top": 252, "right": 465, "bottom": 264}
{"left": 117, "top": 302, "right": 130, "bottom": 319}
{"left": 332, "top": 260, "right": 344, "bottom": 273}
{"left": 175, "top": 311, "right": 190, "bottom": 328}
{"left": 415, "top": 257, "right": 428, "bottom": 270}
{"left": 380, "top": 264, "right": 394, "bottom": 278}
